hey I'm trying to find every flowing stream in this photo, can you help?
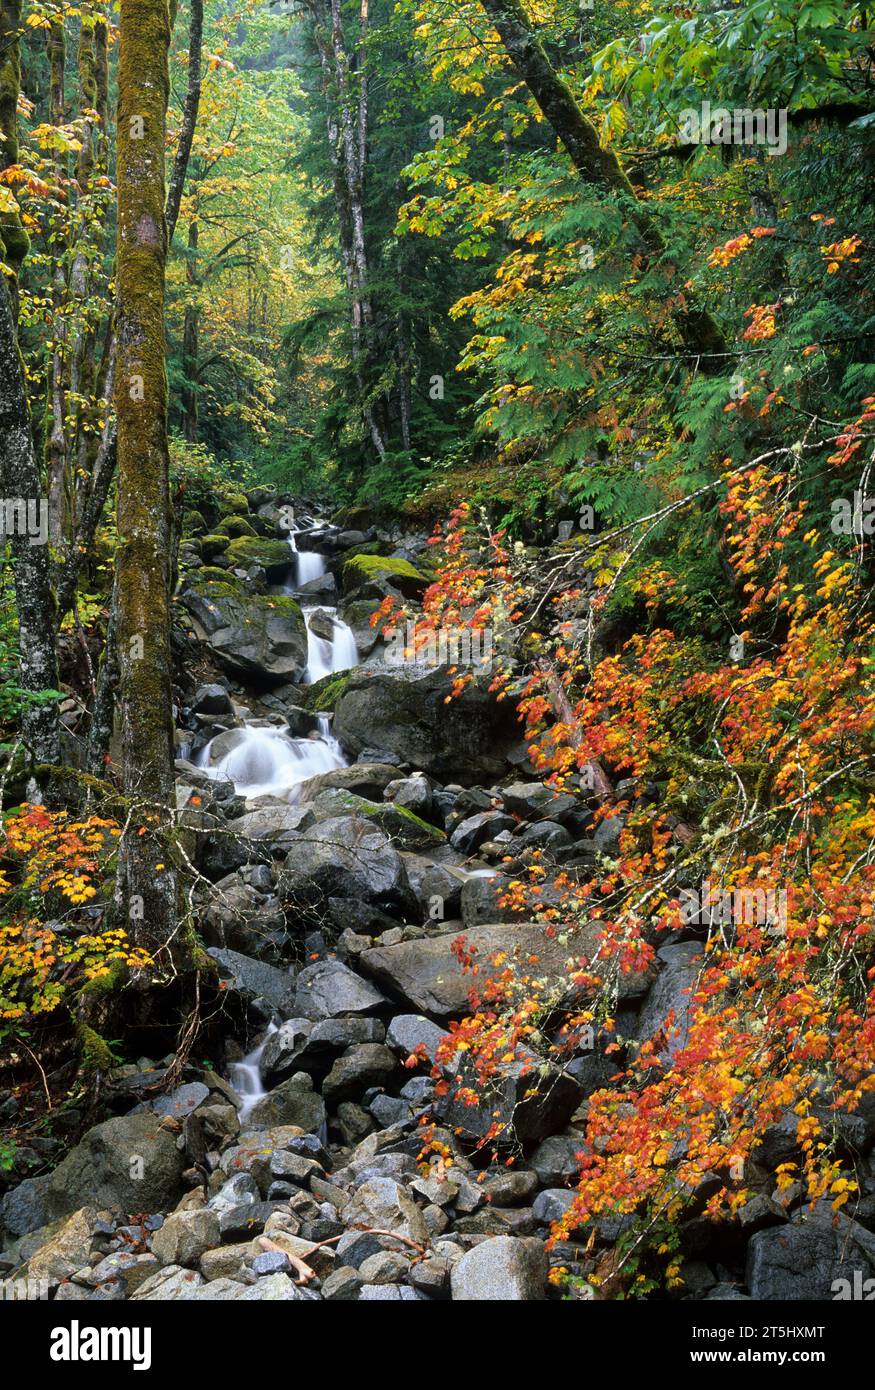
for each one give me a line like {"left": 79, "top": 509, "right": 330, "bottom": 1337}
{"left": 227, "top": 1022, "right": 277, "bottom": 1124}
{"left": 195, "top": 519, "right": 359, "bottom": 800}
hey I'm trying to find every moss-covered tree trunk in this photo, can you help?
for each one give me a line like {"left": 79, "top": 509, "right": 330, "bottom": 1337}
{"left": 114, "top": 0, "right": 178, "bottom": 948}
{"left": 0, "top": 0, "right": 29, "bottom": 302}
{"left": 0, "top": 281, "right": 62, "bottom": 769}
{"left": 0, "top": 0, "right": 60, "bottom": 769}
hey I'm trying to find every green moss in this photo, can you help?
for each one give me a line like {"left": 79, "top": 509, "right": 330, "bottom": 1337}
{"left": 223, "top": 515, "right": 257, "bottom": 538}
{"left": 186, "top": 567, "right": 245, "bottom": 598}
{"left": 216, "top": 490, "right": 249, "bottom": 517}
{"left": 300, "top": 670, "right": 353, "bottom": 712}
{"left": 76, "top": 1022, "right": 115, "bottom": 1075}
{"left": 343, "top": 540, "right": 384, "bottom": 561}
{"left": 332, "top": 504, "right": 375, "bottom": 529}
{"left": 342, "top": 552, "right": 428, "bottom": 596}
{"left": 262, "top": 593, "right": 305, "bottom": 618}
{"left": 226, "top": 536, "right": 295, "bottom": 575}
{"left": 1, "top": 218, "right": 30, "bottom": 271}
{"left": 313, "top": 789, "right": 444, "bottom": 848}
{"left": 182, "top": 509, "right": 208, "bottom": 536}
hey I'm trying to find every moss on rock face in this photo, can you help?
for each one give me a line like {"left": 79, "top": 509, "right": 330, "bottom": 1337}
{"left": 200, "top": 534, "right": 231, "bottom": 561}
{"left": 332, "top": 504, "right": 376, "bottom": 530}
{"left": 216, "top": 490, "right": 249, "bottom": 517}
{"left": 76, "top": 1022, "right": 115, "bottom": 1075}
{"left": 223, "top": 514, "right": 257, "bottom": 539}
{"left": 182, "top": 509, "right": 208, "bottom": 536}
{"left": 342, "top": 552, "right": 428, "bottom": 598}
{"left": 226, "top": 535, "right": 295, "bottom": 580}
{"left": 179, "top": 571, "right": 307, "bottom": 681}
{"left": 299, "top": 670, "right": 353, "bottom": 712}
{"left": 309, "top": 789, "right": 444, "bottom": 850}
{"left": 184, "top": 566, "right": 244, "bottom": 596}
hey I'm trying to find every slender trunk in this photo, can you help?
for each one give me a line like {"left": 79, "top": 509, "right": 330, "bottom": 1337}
{"left": 86, "top": 573, "right": 119, "bottom": 776}
{"left": 115, "top": 0, "right": 177, "bottom": 946}
{"left": 94, "top": 8, "right": 109, "bottom": 167}
{"left": 0, "top": 281, "right": 61, "bottom": 767}
{"left": 311, "top": 0, "right": 387, "bottom": 460}
{"left": 165, "top": 0, "right": 203, "bottom": 247}
{"left": 46, "top": 18, "right": 68, "bottom": 549}
{"left": 0, "top": 0, "right": 28, "bottom": 293}
{"left": 397, "top": 300, "right": 412, "bottom": 453}
{"left": 476, "top": 0, "right": 727, "bottom": 369}
{"left": 181, "top": 219, "right": 199, "bottom": 442}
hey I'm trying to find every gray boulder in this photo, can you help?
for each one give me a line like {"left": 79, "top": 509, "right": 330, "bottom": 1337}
{"left": 322, "top": 1044, "right": 398, "bottom": 1105}
{"left": 282, "top": 816, "right": 416, "bottom": 915}
{"left": 207, "top": 948, "right": 297, "bottom": 1017}
{"left": 293, "top": 959, "right": 387, "bottom": 1021}
{"left": 747, "top": 1201, "right": 875, "bottom": 1300}
{"left": 360, "top": 920, "right": 635, "bottom": 1018}
{"left": 500, "top": 782, "right": 577, "bottom": 823}
{"left": 179, "top": 571, "right": 307, "bottom": 682}
{"left": 635, "top": 941, "right": 704, "bottom": 1059}
{"left": 334, "top": 667, "right": 518, "bottom": 784}
{"left": 45, "top": 1114, "right": 185, "bottom": 1219}
{"left": 450, "top": 1236, "right": 547, "bottom": 1301}
{"left": 248, "top": 1074, "right": 327, "bottom": 1133}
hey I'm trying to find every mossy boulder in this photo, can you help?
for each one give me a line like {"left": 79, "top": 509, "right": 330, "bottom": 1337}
{"left": 331, "top": 504, "right": 376, "bottom": 531}
{"left": 304, "top": 787, "right": 445, "bottom": 851}
{"left": 179, "top": 571, "right": 308, "bottom": 682}
{"left": 45, "top": 1114, "right": 185, "bottom": 1220}
{"left": 342, "top": 553, "right": 428, "bottom": 599}
{"left": 216, "top": 490, "right": 250, "bottom": 517}
{"left": 298, "top": 670, "right": 354, "bottom": 713}
{"left": 225, "top": 535, "right": 295, "bottom": 581}
{"left": 200, "top": 534, "right": 231, "bottom": 562}
{"left": 223, "top": 514, "right": 258, "bottom": 539}
{"left": 182, "top": 509, "right": 208, "bottom": 536}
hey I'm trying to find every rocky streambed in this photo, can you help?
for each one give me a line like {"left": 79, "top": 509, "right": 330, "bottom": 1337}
{"left": 3, "top": 489, "right": 874, "bottom": 1303}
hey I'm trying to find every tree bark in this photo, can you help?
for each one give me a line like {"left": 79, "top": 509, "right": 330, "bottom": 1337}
{"left": 0, "top": 280, "right": 61, "bottom": 767}
{"left": 46, "top": 17, "right": 68, "bottom": 550}
{"left": 0, "top": 0, "right": 28, "bottom": 288}
{"left": 181, "top": 219, "right": 199, "bottom": 441}
{"left": 165, "top": 0, "right": 203, "bottom": 246}
{"left": 114, "top": 0, "right": 177, "bottom": 947}
{"left": 476, "top": 0, "right": 728, "bottom": 369}
{"left": 308, "top": 0, "right": 388, "bottom": 460}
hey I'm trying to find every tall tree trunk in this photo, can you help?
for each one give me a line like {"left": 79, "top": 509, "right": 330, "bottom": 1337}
{"left": 165, "top": 0, "right": 203, "bottom": 247}
{"left": 46, "top": 16, "right": 67, "bottom": 549}
{"left": 476, "top": 0, "right": 728, "bottom": 369}
{"left": 0, "top": 0, "right": 59, "bottom": 769}
{"left": 0, "top": 0, "right": 29, "bottom": 304}
{"left": 114, "top": 0, "right": 177, "bottom": 948}
{"left": 181, "top": 219, "right": 199, "bottom": 442}
{"left": 309, "top": 0, "right": 388, "bottom": 460}
{"left": 0, "top": 281, "right": 61, "bottom": 767}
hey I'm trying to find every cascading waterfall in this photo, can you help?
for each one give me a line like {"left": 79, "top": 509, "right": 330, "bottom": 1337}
{"left": 286, "top": 521, "right": 327, "bottom": 590}
{"left": 228, "top": 1023, "right": 277, "bottom": 1123}
{"left": 196, "top": 723, "right": 344, "bottom": 800}
{"left": 195, "top": 519, "right": 359, "bottom": 800}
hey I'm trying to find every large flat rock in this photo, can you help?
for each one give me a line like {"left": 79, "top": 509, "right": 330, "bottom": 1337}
{"left": 359, "top": 920, "right": 645, "bottom": 1017}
